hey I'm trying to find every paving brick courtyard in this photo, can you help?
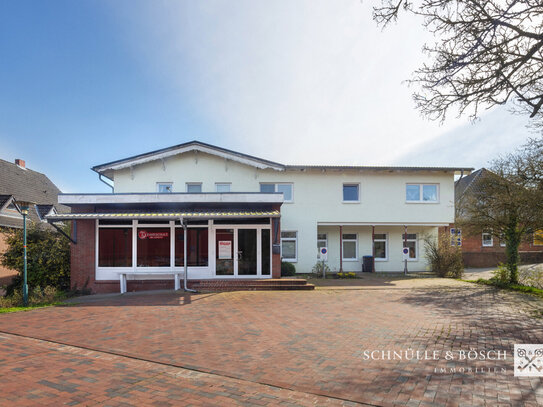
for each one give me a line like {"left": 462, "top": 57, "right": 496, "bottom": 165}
{"left": 1, "top": 277, "right": 543, "bottom": 406}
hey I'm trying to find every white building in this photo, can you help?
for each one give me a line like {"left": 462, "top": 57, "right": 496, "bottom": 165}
{"left": 49, "top": 141, "right": 471, "bottom": 293}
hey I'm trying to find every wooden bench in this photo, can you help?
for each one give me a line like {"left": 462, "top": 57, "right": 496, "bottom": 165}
{"left": 118, "top": 271, "right": 185, "bottom": 294}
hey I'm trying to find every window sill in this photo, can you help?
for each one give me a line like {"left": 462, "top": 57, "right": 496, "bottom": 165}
{"left": 405, "top": 201, "right": 439, "bottom": 204}
{"left": 342, "top": 201, "right": 360, "bottom": 204}
{"left": 374, "top": 258, "right": 388, "bottom": 262}
{"left": 342, "top": 258, "right": 359, "bottom": 262}
{"left": 282, "top": 259, "right": 297, "bottom": 263}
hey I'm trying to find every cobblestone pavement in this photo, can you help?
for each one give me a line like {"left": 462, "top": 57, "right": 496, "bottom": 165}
{"left": 1, "top": 279, "right": 543, "bottom": 406}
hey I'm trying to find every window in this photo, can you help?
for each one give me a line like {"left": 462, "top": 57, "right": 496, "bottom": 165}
{"left": 406, "top": 184, "right": 439, "bottom": 203}
{"left": 534, "top": 230, "right": 543, "bottom": 246}
{"left": 402, "top": 233, "right": 418, "bottom": 260}
{"left": 450, "top": 228, "right": 462, "bottom": 247}
{"left": 317, "top": 233, "right": 327, "bottom": 250}
{"left": 215, "top": 183, "right": 231, "bottom": 193}
{"left": 260, "top": 183, "right": 293, "bottom": 202}
{"left": 157, "top": 183, "right": 172, "bottom": 193}
{"left": 98, "top": 228, "right": 132, "bottom": 267}
{"left": 175, "top": 228, "right": 209, "bottom": 267}
{"left": 343, "top": 184, "right": 360, "bottom": 202}
{"left": 342, "top": 233, "right": 357, "bottom": 260}
{"left": 373, "top": 233, "right": 387, "bottom": 260}
{"left": 482, "top": 232, "right": 493, "bottom": 247}
{"left": 499, "top": 233, "right": 506, "bottom": 247}
{"left": 281, "top": 231, "right": 297, "bottom": 261}
{"left": 137, "top": 228, "right": 170, "bottom": 267}
{"left": 186, "top": 183, "right": 202, "bottom": 193}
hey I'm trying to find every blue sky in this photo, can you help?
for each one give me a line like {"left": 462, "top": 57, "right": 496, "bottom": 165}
{"left": 0, "top": 0, "right": 536, "bottom": 192}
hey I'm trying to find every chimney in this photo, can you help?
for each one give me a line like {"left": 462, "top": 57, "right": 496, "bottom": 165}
{"left": 15, "top": 159, "right": 25, "bottom": 168}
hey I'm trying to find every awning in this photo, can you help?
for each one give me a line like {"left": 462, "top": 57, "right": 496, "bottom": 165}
{"left": 46, "top": 209, "right": 280, "bottom": 222}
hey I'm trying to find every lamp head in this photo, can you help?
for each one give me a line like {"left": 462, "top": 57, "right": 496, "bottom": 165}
{"left": 14, "top": 199, "right": 35, "bottom": 216}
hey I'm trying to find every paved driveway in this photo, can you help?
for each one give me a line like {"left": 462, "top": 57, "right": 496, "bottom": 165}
{"left": 1, "top": 278, "right": 543, "bottom": 406}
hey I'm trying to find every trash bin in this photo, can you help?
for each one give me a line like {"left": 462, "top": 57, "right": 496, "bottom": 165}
{"left": 362, "top": 255, "right": 374, "bottom": 272}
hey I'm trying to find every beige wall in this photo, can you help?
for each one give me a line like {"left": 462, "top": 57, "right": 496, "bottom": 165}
{"left": 112, "top": 151, "right": 454, "bottom": 273}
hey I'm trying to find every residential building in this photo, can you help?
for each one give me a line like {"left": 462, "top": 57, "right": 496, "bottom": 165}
{"left": 48, "top": 141, "right": 471, "bottom": 293}
{"left": 450, "top": 168, "right": 543, "bottom": 267}
{"left": 0, "top": 158, "right": 67, "bottom": 285}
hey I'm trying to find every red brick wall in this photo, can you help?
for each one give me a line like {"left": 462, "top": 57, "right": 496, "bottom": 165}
{"left": 70, "top": 206, "right": 98, "bottom": 292}
{"left": 272, "top": 207, "right": 281, "bottom": 278}
{"left": 441, "top": 224, "right": 543, "bottom": 268}
{"left": 0, "top": 231, "right": 17, "bottom": 286}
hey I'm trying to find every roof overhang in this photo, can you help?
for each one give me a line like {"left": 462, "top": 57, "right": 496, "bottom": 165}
{"left": 92, "top": 141, "right": 285, "bottom": 179}
{"left": 46, "top": 209, "right": 280, "bottom": 222}
{"left": 317, "top": 222, "right": 450, "bottom": 227}
{"left": 58, "top": 193, "right": 284, "bottom": 206}
{"left": 287, "top": 166, "right": 473, "bottom": 175}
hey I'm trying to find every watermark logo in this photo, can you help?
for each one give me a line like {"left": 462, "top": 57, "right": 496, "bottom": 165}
{"left": 514, "top": 344, "right": 543, "bottom": 377}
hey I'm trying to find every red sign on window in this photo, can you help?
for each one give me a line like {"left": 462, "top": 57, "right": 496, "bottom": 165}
{"left": 138, "top": 230, "right": 169, "bottom": 240}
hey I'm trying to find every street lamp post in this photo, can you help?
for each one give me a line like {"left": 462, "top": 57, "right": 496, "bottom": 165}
{"left": 15, "top": 200, "right": 34, "bottom": 307}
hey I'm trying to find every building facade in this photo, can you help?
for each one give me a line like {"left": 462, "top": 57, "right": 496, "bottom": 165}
{"left": 49, "top": 141, "right": 471, "bottom": 293}
{"left": 452, "top": 168, "right": 543, "bottom": 267}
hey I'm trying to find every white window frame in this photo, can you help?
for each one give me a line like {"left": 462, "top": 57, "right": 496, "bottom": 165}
{"left": 405, "top": 183, "right": 439, "bottom": 203}
{"left": 317, "top": 233, "right": 327, "bottom": 249}
{"left": 157, "top": 182, "right": 173, "bottom": 193}
{"left": 215, "top": 183, "right": 231, "bottom": 193}
{"left": 342, "top": 233, "right": 358, "bottom": 261}
{"left": 186, "top": 182, "right": 203, "bottom": 193}
{"left": 482, "top": 232, "right": 494, "bottom": 247}
{"left": 342, "top": 183, "right": 360, "bottom": 203}
{"left": 280, "top": 230, "right": 298, "bottom": 262}
{"left": 402, "top": 233, "right": 418, "bottom": 261}
{"left": 260, "top": 183, "right": 294, "bottom": 203}
{"left": 373, "top": 233, "right": 388, "bottom": 261}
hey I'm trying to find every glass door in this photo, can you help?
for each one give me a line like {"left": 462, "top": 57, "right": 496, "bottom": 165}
{"left": 216, "top": 229, "right": 234, "bottom": 275}
{"left": 237, "top": 229, "right": 257, "bottom": 275}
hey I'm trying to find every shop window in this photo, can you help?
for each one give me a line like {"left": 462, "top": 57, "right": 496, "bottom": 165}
{"left": 137, "top": 228, "right": 170, "bottom": 267}
{"left": 175, "top": 228, "right": 209, "bottom": 267}
{"left": 98, "top": 228, "right": 132, "bottom": 267}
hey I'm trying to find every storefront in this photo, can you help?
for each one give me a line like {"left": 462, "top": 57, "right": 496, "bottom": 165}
{"left": 47, "top": 193, "right": 283, "bottom": 293}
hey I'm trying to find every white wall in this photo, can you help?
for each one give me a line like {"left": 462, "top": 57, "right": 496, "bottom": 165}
{"left": 112, "top": 151, "right": 454, "bottom": 273}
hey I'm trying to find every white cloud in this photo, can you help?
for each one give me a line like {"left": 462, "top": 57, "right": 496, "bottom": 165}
{"left": 107, "top": 0, "right": 535, "bottom": 167}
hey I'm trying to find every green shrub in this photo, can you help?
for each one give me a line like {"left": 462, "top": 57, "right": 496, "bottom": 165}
{"left": 1, "top": 224, "right": 70, "bottom": 296}
{"left": 311, "top": 261, "right": 330, "bottom": 277}
{"left": 490, "top": 263, "right": 510, "bottom": 286}
{"left": 424, "top": 232, "right": 464, "bottom": 278}
{"left": 281, "top": 261, "right": 296, "bottom": 276}
{"left": 0, "top": 285, "right": 61, "bottom": 308}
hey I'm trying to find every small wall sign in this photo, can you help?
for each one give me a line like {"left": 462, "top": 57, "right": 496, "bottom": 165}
{"left": 218, "top": 240, "right": 232, "bottom": 259}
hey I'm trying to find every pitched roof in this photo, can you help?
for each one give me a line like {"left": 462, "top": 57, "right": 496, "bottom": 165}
{"left": 455, "top": 168, "right": 491, "bottom": 202}
{"left": 0, "top": 158, "right": 67, "bottom": 228}
{"left": 92, "top": 140, "right": 473, "bottom": 180}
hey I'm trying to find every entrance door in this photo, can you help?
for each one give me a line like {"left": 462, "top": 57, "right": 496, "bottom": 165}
{"left": 237, "top": 229, "right": 257, "bottom": 275}
{"left": 216, "top": 229, "right": 234, "bottom": 275}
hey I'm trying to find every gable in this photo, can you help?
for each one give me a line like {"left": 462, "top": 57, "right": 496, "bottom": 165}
{"left": 93, "top": 141, "right": 285, "bottom": 180}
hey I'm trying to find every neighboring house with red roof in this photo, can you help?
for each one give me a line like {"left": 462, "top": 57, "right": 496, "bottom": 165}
{"left": 0, "top": 158, "right": 67, "bottom": 286}
{"left": 444, "top": 168, "right": 543, "bottom": 267}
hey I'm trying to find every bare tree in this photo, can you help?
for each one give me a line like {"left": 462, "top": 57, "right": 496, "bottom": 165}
{"left": 458, "top": 137, "right": 543, "bottom": 283}
{"left": 373, "top": 1, "right": 543, "bottom": 124}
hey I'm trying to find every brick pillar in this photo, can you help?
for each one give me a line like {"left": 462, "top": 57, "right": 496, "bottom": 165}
{"left": 70, "top": 206, "right": 96, "bottom": 292}
{"left": 271, "top": 206, "right": 281, "bottom": 278}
